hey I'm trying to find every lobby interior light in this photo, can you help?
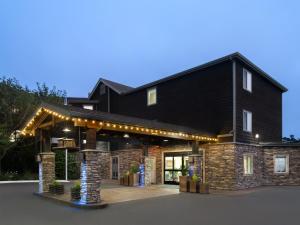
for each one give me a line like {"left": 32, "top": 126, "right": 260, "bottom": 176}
{"left": 63, "top": 128, "right": 71, "bottom": 133}
{"left": 123, "top": 133, "right": 130, "bottom": 138}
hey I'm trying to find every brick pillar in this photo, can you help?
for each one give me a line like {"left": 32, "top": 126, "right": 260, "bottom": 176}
{"left": 38, "top": 152, "right": 55, "bottom": 193}
{"left": 80, "top": 150, "right": 102, "bottom": 204}
{"left": 86, "top": 128, "right": 96, "bottom": 150}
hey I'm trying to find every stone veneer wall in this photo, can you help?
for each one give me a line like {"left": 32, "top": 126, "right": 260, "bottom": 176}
{"left": 111, "top": 149, "right": 143, "bottom": 178}
{"left": 39, "top": 152, "right": 55, "bottom": 193}
{"left": 98, "top": 151, "right": 111, "bottom": 179}
{"left": 263, "top": 146, "right": 300, "bottom": 186}
{"left": 203, "top": 144, "right": 236, "bottom": 190}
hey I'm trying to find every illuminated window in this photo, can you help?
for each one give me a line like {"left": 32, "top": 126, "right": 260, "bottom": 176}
{"left": 243, "top": 154, "right": 253, "bottom": 175}
{"left": 83, "top": 105, "right": 93, "bottom": 110}
{"left": 243, "top": 68, "right": 252, "bottom": 92}
{"left": 147, "top": 87, "right": 157, "bottom": 106}
{"left": 243, "top": 110, "right": 252, "bottom": 132}
{"left": 274, "top": 155, "right": 289, "bottom": 174}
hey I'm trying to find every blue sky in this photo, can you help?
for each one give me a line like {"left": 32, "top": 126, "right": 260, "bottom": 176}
{"left": 0, "top": 0, "right": 299, "bottom": 137}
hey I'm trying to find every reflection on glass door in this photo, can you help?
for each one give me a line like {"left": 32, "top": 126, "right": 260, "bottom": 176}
{"left": 164, "top": 152, "right": 189, "bottom": 184}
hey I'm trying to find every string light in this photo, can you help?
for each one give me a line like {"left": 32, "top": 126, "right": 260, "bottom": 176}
{"left": 20, "top": 107, "right": 218, "bottom": 142}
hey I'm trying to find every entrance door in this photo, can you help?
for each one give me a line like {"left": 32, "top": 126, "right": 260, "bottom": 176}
{"left": 111, "top": 156, "right": 119, "bottom": 180}
{"left": 164, "top": 152, "right": 189, "bottom": 184}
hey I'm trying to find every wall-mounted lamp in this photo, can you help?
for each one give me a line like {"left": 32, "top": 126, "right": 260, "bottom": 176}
{"left": 255, "top": 134, "right": 260, "bottom": 139}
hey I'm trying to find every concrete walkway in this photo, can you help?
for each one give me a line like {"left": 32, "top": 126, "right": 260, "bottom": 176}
{"left": 102, "top": 185, "right": 179, "bottom": 204}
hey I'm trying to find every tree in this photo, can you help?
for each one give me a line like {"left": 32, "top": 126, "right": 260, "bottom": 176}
{"left": 282, "top": 135, "right": 300, "bottom": 143}
{"left": 0, "top": 77, "right": 66, "bottom": 174}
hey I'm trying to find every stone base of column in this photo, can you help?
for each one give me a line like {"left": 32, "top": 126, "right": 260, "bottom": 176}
{"left": 80, "top": 150, "right": 102, "bottom": 204}
{"left": 38, "top": 152, "right": 55, "bottom": 193}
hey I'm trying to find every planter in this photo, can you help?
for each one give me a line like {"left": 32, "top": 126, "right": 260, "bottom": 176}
{"left": 123, "top": 175, "right": 129, "bottom": 186}
{"left": 199, "top": 183, "right": 210, "bottom": 194}
{"left": 132, "top": 173, "right": 139, "bottom": 186}
{"left": 189, "top": 180, "right": 199, "bottom": 193}
{"left": 129, "top": 174, "right": 134, "bottom": 186}
{"left": 71, "top": 189, "right": 81, "bottom": 201}
{"left": 120, "top": 177, "right": 124, "bottom": 185}
{"left": 49, "top": 184, "right": 64, "bottom": 195}
{"left": 179, "top": 176, "right": 190, "bottom": 192}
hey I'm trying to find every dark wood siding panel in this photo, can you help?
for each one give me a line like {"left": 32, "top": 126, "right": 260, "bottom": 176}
{"left": 89, "top": 84, "right": 109, "bottom": 112}
{"left": 111, "top": 61, "right": 233, "bottom": 135}
{"left": 235, "top": 61, "right": 282, "bottom": 143}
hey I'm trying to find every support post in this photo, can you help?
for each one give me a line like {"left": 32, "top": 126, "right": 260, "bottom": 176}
{"left": 80, "top": 150, "right": 101, "bottom": 204}
{"left": 38, "top": 152, "right": 55, "bottom": 193}
{"left": 189, "top": 141, "right": 202, "bottom": 180}
{"left": 65, "top": 149, "right": 68, "bottom": 181}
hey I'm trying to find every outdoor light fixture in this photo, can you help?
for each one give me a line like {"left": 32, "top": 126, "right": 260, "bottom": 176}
{"left": 82, "top": 139, "right": 87, "bottom": 144}
{"left": 163, "top": 139, "right": 169, "bottom": 142}
{"left": 63, "top": 128, "right": 71, "bottom": 133}
{"left": 123, "top": 133, "right": 130, "bottom": 138}
{"left": 255, "top": 134, "right": 260, "bottom": 139}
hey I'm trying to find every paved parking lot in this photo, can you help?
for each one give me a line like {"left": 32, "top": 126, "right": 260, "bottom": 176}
{"left": 1, "top": 183, "right": 300, "bottom": 225}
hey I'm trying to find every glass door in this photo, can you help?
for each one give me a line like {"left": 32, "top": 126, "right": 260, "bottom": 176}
{"left": 164, "top": 153, "right": 189, "bottom": 184}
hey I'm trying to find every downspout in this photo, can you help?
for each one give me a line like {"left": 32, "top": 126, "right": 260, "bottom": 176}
{"left": 232, "top": 59, "right": 237, "bottom": 143}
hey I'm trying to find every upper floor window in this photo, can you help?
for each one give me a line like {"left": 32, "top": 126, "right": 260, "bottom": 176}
{"left": 243, "top": 154, "right": 254, "bottom": 175}
{"left": 274, "top": 155, "right": 289, "bottom": 174}
{"left": 243, "top": 110, "right": 252, "bottom": 132}
{"left": 147, "top": 87, "right": 157, "bottom": 106}
{"left": 243, "top": 68, "right": 252, "bottom": 92}
{"left": 83, "top": 105, "right": 93, "bottom": 110}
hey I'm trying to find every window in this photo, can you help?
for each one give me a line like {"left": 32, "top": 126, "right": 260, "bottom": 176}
{"left": 147, "top": 87, "right": 157, "bottom": 106}
{"left": 83, "top": 105, "right": 93, "bottom": 110}
{"left": 243, "top": 154, "right": 253, "bottom": 175}
{"left": 243, "top": 68, "right": 252, "bottom": 92}
{"left": 243, "top": 110, "right": 252, "bottom": 132}
{"left": 274, "top": 155, "right": 289, "bottom": 174}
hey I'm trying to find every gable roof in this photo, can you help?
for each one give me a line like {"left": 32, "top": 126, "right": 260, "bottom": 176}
{"left": 88, "top": 52, "right": 287, "bottom": 98}
{"left": 21, "top": 102, "right": 217, "bottom": 141}
{"left": 88, "top": 78, "right": 134, "bottom": 98}
{"left": 124, "top": 52, "right": 287, "bottom": 94}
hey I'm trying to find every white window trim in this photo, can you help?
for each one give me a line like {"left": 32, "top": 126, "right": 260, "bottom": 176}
{"left": 243, "top": 154, "right": 254, "bottom": 176}
{"left": 243, "top": 110, "right": 252, "bottom": 133}
{"left": 274, "top": 154, "right": 289, "bottom": 174}
{"left": 147, "top": 87, "right": 157, "bottom": 106}
{"left": 243, "top": 68, "right": 252, "bottom": 93}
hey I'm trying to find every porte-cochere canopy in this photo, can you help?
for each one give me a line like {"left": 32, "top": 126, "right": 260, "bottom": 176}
{"left": 21, "top": 102, "right": 218, "bottom": 142}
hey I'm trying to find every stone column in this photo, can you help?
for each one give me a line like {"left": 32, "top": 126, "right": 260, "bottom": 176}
{"left": 38, "top": 152, "right": 55, "bottom": 193}
{"left": 80, "top": 150, "right": 102, "bottom": 204}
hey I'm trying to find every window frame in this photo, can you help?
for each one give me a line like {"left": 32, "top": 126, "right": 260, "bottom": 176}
{"left": 147, "top": 87, "right": 157, "bottom": 106}
{"left": 243, "top": 154, "right": 254, "bottom": 176}
{"left": 243, "top": 110, "right": 252, "bottom": 133}
{"left": 243, "top": 68, "right": 252, "bottom": 93}
{"left": 274, "top": 154, "right": 289, "bottom": 174}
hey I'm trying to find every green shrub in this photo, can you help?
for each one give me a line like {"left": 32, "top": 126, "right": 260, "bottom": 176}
{"left": 192, "top": 174, "right": 200, "bottom": 182}
{"left": 181, "top": 165, "right": 188, "bottom": 176}
{"left": 129, "top": 164, "right": 139, "bottom": 174}
{"left": 71, "top": 181, "right": 81, "bottom": 192}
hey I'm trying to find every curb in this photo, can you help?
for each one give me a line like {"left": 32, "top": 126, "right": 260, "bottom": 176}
{"left": 33, "top": 192, "right": 108, "bottom": 209}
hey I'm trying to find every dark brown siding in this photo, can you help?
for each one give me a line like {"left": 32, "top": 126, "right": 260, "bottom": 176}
{"left": 235, "top": 61, "right": 283, "bottom": 143}
{"left": 90, "top": 84, "right": 109, "bottom": 112}
{"left": 110, "top": 61, "right": 233, "bottom": 136}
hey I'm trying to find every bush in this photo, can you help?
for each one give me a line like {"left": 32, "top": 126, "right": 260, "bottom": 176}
{"left": 129, "top": 164, "right": 139, "bottom": 174}
{"left": 71, "top": 181, "right": 81, "bottom": 192}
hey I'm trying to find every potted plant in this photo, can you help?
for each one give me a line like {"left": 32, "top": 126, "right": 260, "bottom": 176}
{"left": 119, "top": 176, "right": 124, "bottom": 185}
{"left": 129, "top": 164, "right": 139, "bottom": 186}
{"left": 49, "top": 181, "right": 64, "bottom": 195}
{"left": 200, "top": 182, "right": 210, "bottom": 194}
{"left": 70, "top": 182, "right": 81, "bottom": 201}
{"left": 179, "top": 165, "right": 189, "bottom": 192}
{"left": 190, "top": 174, "right": 200, "bottom": 193}
{"left": 123, "top": 171, "right": 130, "bottom": 186}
